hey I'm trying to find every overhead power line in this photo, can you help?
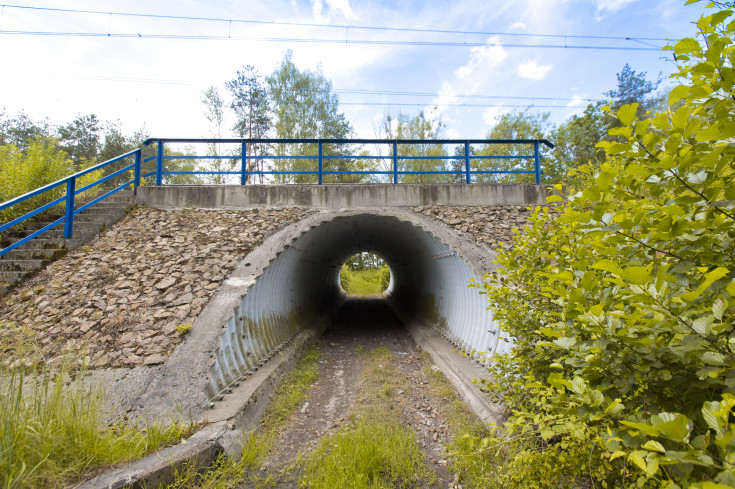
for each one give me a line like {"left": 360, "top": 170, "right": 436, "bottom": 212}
{"left": 0, "top": 30, "right": 666, "bottom": 51}
{"left": 0, "top": 3, "right": 674, "bottom": 51}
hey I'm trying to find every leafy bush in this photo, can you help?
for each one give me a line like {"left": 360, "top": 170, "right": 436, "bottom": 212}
{"left": 471, "top": 5, "right": 735, "bottom": 488}
{"left": 0, "top": 137, "right": 103, "bottom": 233}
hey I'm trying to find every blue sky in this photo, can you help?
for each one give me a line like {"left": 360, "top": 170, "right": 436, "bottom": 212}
{"left": 0, "top": 0, "right": 705, "bottom": 140}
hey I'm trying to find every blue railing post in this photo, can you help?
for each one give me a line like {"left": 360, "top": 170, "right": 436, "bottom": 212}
{"left": 464, "top": 141, "right": 471, "bottom": 184}
{"left": 534, "top": 140, "right": 541, "bottom": 184}
{"left": 392, "top": 141, "right": 398, "bottom": 184}
{"left": 241, "top": 140, "right": 248, "bottom": 185}
{"left": 64, "top": 177, "right": 75, "bottom": 239}
{"left": 318, "top": 140, "right": 323, "bottom": 185}
{"left": 156, "top": 139, "right": 164, "bottom": 186}
{"left": 133, "top": 150, "right": 142, "bottom": 195}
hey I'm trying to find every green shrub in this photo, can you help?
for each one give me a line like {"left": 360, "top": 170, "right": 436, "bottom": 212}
{"left": 471, "top": 5, "right": 735, "bottom": 488}
{"left": 0, "top": 137, "right": 104, "bottom": 233}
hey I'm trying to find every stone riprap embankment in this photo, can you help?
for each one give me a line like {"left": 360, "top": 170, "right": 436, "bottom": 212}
{"left": 413, "top": 205, "right": 534, "bottom": 251}
{"left": 0, "top": 206, "right": 314, "bottom": 369}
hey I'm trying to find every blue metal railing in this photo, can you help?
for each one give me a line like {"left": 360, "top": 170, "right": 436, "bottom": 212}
{"left": 0, "top": 137, "right": 553, "bottom": 259}
{"left": 142, "top": 138, "right": 554, "bottom": 186}
{"left": 0, "top": 149, "right": 142, "bottom": 258}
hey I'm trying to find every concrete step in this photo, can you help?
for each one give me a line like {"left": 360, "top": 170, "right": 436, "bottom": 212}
{"left": 0, "top": 270, "right": 27, "bottom": 286}
{"left": 2, "top": 248, "right": 63, "bottom": 260}
{"left": 0, "top": 259, "right": 44, "bottom": 272}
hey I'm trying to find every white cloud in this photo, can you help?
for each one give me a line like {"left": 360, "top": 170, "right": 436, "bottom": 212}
{"left": 483, "top": 107, "right": 505, "bottom": 127}
{"left": 566, "top": 94, "right": 586, "bottom": 108}
{"left": 311, "top": 0, "right": 357, "bottom": 21}
{"left": 509, "top": 22, "right": 527, "bottom": 31}
{"left": 325, "top": 0, "right": 357, "bottom": 19}
{"left": 596, "top": 0, "right": 638, "bottom": 17}
{"left": 516, "top": 59, "right": 552, "bottom": 80}
{"left": 455, "top": 37, "right": 508, "bottom": 79}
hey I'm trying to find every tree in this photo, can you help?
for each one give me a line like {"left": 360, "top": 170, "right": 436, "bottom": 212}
{"left": 0, "top": 111, "right": 52, "bottom": 152}
{"left": 470, "top": 5, "right": 735, "bottom": 487}
{"left": 605, "top": 63, "right": 663, "bottom": 117}
{"left": 266, "top": 51, "right": 360, "bottom": 183}
{"left": 477, "top": 111, "right": 552, "bottom": 183}
{"left": 225, "top": 68, "right": 270, "bottom": 183}
{"left": 547, "top": 102, "right": 608, "bottom": 188}
{"left": 201, "top": 85, "right": 230, "bottom": 184}
{"left": 57, "top": 114, "right": 102, "bottom": 169}
{"left": 378, "top": 110, "right": 449, "bottom": 183}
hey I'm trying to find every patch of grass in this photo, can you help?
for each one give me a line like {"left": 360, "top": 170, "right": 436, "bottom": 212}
{"left": 340, "top": 265, "right": 390, "bottom": 296}
{"left": 0, "top": 362, "right": 196, "bottom": 489}
{"left": 299, "top": 347, "right": 435, "bottom": 489}
{"left": 165, "top": 345, "right": 322, "bottom": 489}
{"left": 300, "top": 419, "right": 431, "bottom": 489}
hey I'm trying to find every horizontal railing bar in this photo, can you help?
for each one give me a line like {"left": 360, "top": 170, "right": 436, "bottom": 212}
{"left": 0, "top": 195, "right": 66, "bottom": 233}
{"left": 0, "top": 216, "right": 65, "bottom": 258}
{"left": 75, "top": 180, "right": 135, "bottom": 215}
{"left": 75, "top": 163, "right": 135, "bottom": 195}
{"left": 0, "top": 149, "right": 140, "bottom": 211}
{"left": 144, "top": 137, "right": 554, "bottom": 148}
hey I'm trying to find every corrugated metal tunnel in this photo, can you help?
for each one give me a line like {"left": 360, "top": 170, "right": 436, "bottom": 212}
{"left": 206, "top": 213, "right": 505, "bottom": 399}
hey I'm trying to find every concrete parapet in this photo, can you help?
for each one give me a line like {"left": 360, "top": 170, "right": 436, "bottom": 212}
{"left": 137, "top": 183, "right": 554, "bottom": 209}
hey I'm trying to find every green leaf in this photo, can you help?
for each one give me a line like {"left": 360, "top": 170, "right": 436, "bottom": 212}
{"left": 553, "top": 337, "right": 575, "bottom": 350}
{"left": 617, "top": 104, "right": 638, "bottom": 126}
{"left": 652, "top": 413, "right": 691, "bottom": 443}
{"left": 628, "top": 451, "right": 648, "bottom": 472}
{"left": 642, "top": 440, "right": 666, "bottom": 453}
{"left": 593, "top": 259, "right": 624, "bottom": 276}
{"left": 622, "top": 265, "right": 653, "bottom": 286}
{"left": 673, "top": 37, "right": 701, "bottom": 55}
{"left": 538, "top": 327, "right": 563, "bottom": 338}
{"left": 692, "top": 315, "right": 714, "bottom": 336}
{"left": 702, "top": 404, "right": 722, "bottom": 431}
{"left": 546, "top": 195, "right": 564, "bottom": 203}
{"left": 696, "top": 125, "right": 721, "bottom": 141}
{"left": 713, "top": 299, "right": 726, "bottom": 321}
{"left": 702, "top": 351, "right": 725, "bottom": 365}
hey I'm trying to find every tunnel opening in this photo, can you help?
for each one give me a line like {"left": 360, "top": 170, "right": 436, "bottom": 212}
{"left": 339, "top": 252, "right": 391, "bottom": 297}
{"left": 205, "top": 212, "right": 505, "bottom": 401}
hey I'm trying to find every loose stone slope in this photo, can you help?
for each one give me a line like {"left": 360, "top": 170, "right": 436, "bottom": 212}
{"left": 0, "top": 206, "right": 314, "bottom": 369}
{"left": 413, "top": 205, "right": 534, "bottom": 251}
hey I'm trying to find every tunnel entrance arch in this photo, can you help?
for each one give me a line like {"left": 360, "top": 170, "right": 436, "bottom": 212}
{"left": 206, "top": 209, "right": 506, "bottom": 400}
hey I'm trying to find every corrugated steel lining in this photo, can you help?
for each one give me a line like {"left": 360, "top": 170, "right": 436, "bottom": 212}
{"left": 205, "top": 213, "right": 505, "bottom": 400}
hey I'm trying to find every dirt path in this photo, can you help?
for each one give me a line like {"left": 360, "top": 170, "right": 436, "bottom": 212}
{"left": 248, "top": 297, "right": 475, "bottom": 488}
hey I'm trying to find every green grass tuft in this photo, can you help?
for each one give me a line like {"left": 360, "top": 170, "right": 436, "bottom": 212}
{"left": 300, "top": 419, "right": 431, "bottom": 489}
{"left": 0, "top": 362, "right": 195, "bottom": 489}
